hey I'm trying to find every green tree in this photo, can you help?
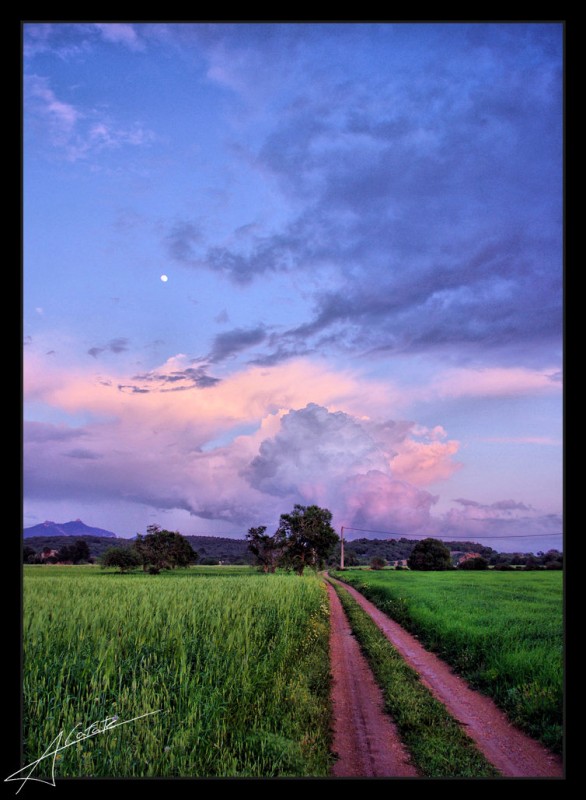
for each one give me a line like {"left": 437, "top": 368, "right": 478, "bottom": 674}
{"left": 246, "top": 526, "right": 282, "bottom": 573}
{"left": 276, "top": 504, "right": 339, "bottom": 576}
{"left": 57, "top": 539, "right": 91, "bottom": 564}
{"left": 370, "top": 556, "right": 387, "bottom": 570}
{"left": 407, "top": 538, "right": 452, "bottom": 571}
{"left": 101, "top": 546, "right": 142, "bottom": 573}
{"left": 134, "top": 525, "right": 198, "bottom": 573}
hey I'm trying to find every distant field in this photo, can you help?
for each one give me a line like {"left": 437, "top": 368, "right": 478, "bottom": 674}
{"left": 24, "top": 566, "right": 332, "bottom": 778}
{"left": 330, "top": 569, "right": 563, "bottom": 753}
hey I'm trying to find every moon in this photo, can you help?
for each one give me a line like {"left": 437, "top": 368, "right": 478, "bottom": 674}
{"left": 160, "top": 274, "right": 168, "bottom": 282}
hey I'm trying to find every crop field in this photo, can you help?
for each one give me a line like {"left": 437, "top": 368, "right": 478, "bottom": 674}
{"left": 23, "top": 566, "right": 332, "bottom": 778}
{"left": 330, "top": 569, "right": 563, "bottom": 753}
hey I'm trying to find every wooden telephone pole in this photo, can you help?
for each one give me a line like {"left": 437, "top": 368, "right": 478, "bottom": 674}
{"left": 340, "top": 525, "right": 345, "bottom": 570}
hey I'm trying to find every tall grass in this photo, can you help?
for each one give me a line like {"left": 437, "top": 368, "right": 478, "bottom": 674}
{"left": 330, "top": 569, "right": 563, "bottom": 753}
{"left": 24, "top": 566, "right": 332, "bottom": 777}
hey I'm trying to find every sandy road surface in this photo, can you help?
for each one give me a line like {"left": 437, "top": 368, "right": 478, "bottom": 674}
{"left": 328, "top": 575, "right": 563, "bottom": 778}
{"left": 327, "top": 582, "right": 418, "bottom": 777}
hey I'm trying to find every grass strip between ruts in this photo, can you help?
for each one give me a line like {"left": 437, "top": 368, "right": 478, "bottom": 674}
{"left": 329, "top": 579, "right": 499, "bottom": 778}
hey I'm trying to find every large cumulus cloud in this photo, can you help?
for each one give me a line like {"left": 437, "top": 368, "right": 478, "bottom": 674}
{"left": 244, "top": 403, "right": 447, "bottom": 532}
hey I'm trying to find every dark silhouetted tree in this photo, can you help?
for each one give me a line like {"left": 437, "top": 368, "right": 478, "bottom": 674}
{"left": 134, "top": 525, "right": 197, "bottom": 573}
{"left": 57, "top": 539, "right": 91, "bottom": 564}
{"left": 407, "top": 538, "right": 452, "bottom": 571}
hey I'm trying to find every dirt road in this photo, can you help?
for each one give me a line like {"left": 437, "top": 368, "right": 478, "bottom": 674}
{"left": 328, "top": 575, "right": 563, "bottom": 778}
{"left": 327, "top": 581, "right": 419, "bottom": 777}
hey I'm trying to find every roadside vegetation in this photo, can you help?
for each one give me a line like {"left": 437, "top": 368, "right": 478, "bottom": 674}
{"left": 329, "top": 580, "right": 498, "bottom": 777}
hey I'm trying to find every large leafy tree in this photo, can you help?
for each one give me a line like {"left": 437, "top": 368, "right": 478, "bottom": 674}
{"left": 276, "top": 504, "right": 339, "bottom": 576}
{"left": 407, "top": 537, "right": 452, "bottom": 571}
{"left": 134, "top": 525, "right": 198, "bottom": 573}
{"left": 246, "top": 526, "right": 282, "bottom": 573}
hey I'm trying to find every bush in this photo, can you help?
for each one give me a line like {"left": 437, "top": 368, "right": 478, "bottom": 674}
{"left": 101, "top": 546, "right": 141, "bottom": 573}
{"left": 370, "top": 556, "right": 387, "bottom": 570}
{"left": 459, "top": 557, "right": 488, "bottom": 570}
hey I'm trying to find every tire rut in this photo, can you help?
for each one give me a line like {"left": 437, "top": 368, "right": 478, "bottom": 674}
{"left": 327, "top": 581, "right": 419, "bottom": 777}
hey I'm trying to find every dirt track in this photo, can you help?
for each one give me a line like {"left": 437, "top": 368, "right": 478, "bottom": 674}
{"left": 327, "top": 582, "right": 419, "bottom": 777}
{"left": 328, "top": 575, "right": 564, "bottom": 778}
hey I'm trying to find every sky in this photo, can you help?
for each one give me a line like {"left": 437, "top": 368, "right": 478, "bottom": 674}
{"left": 23, "top": 22, "right": 563, "bottom": 552}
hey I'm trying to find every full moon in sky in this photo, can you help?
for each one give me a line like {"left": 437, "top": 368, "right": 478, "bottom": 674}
{"left": 160, "top": 274, "right": 168, "bottom": 282}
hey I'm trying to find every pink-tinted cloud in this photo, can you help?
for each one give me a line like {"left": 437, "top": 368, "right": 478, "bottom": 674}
{"left": 430, "top": 366, "right": 562, "bottom": 399}
{"left": 25, "top": 352, "right": 557, "bottom": 545}
{"left": 342, "top": 471, "right": 438, "bottom": 532}
{"left": 24, "top": 355, "right": 459, "bottom": 530}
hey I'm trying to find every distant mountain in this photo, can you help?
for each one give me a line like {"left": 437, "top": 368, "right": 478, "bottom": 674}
{"left": 23, "top": 519, "right": 117, "bottom": 539}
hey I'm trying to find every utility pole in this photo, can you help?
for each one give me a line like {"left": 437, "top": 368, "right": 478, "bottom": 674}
{"left": 340, "top": 526, "right": 345, "bottom": 570}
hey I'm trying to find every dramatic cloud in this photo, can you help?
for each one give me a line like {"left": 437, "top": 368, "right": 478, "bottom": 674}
{"left": 244, "top": 403, "right": 455, "bottom": 532}
{"left": 159, "top": 24, "right": 561, "bottom": 366}
{"left": 23, "top": 24, "right": 562, "bottom": 550}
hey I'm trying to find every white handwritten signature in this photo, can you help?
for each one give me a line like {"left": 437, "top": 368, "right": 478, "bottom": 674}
{"left": 5, "top": 710, "right": 162, "bottom": 793}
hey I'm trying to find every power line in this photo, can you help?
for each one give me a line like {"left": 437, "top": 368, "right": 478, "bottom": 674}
{"left": 341, "top": 526, "right": 563, "bottom": 540}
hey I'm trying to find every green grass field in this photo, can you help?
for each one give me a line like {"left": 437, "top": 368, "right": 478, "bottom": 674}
{"left": 23, "top": 566, "right": 333, "bottom": 778}
{"left": 329, "top": 569, "right": 563, "bottom": 753}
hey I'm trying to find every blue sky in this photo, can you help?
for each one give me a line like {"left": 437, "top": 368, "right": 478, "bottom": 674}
{"left": 23, "top": 23, "right": 563, "bottom": 551}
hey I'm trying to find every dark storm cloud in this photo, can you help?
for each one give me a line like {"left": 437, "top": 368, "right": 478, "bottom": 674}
{"left": 129, "top": 366, "right": 221, "bottom": 390}
{"left": 208, "top": 326, "right": 267, "bottom": 362}
{"left": 88, "top": 338, "right": 130, "bottom": 358}
{"left": 167, "top": 25, "right": 561, "bottom": 366}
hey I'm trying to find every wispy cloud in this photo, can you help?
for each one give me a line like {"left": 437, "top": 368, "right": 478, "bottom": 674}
{"left": 88, "top": 338, "right": 130, "bottom": 358}
{"left": 94, "top": 23, "right": 145, "bottom": 51}
{"left": 25, "top": 74, "right": 155, "bottom": 162}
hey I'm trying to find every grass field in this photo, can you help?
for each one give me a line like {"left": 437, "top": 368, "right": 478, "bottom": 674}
{"left": 23, "top": 566, "right": 332, "bottom": 778}
{"left": 329, "top": 569, "right": 563, "bottom": 753}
